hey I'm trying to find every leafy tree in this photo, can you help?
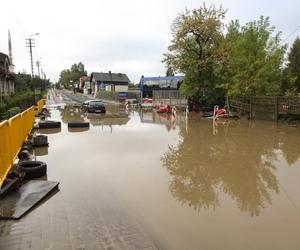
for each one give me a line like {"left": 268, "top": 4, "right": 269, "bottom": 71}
{"left": 15, "top": 73, "right": 50, "bottom": 94}
{"left": 224, "top": 17, "right": 286, "bottom": 97}
{"left": 284, "top": 37, "right": 300, "bottom": 93}
{"left": 166, "top": 66, "right": 174, "bottom": 76}
{"left": 280, "top": 68, "right": 296, "bottom": 96}
{"left": 163, "top": 4, "right": 226, "bottom": 103}
{"left": 58, "top": 62, "right": 87, "bottom": 89}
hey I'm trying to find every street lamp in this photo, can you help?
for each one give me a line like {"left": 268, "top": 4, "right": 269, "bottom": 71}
{"left": 30, "top": 32, "right": 40, "bottom": 37}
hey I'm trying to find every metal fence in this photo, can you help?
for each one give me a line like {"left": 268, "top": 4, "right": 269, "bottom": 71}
{"left": 96, "top": 91, "right": 141, "bottom": 103}
{"left": 0, "top": 106, "right": 34, "bottom": 188}
{"left": 152, "top": 90, "right": 187, "bottom": 107}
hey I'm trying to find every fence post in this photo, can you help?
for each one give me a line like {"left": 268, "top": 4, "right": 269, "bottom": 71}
{"left": 226, "top": 95, "right": 230, "bottom": 112}
{"left": 250, "top": 95, "right": 253, "bottom": 120}
{"left": 274, "top": 96, "right": 278, "bottom": 122}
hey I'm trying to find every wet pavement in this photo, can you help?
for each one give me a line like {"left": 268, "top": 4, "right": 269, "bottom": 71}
{"left": 1, "top": 89, "right": 300, "bottom": 249}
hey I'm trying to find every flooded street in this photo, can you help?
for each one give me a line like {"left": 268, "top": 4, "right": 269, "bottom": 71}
{"left": 1, "top": 93, "right": 300, "bottom": 249}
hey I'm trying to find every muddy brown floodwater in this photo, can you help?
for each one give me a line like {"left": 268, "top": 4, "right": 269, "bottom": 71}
{"left": 1, "top": 104, "right": 300, "bottom": 250}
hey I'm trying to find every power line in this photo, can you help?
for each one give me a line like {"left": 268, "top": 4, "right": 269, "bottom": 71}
{"left": 284, "top": 25, "right": 300, "bottom": 42}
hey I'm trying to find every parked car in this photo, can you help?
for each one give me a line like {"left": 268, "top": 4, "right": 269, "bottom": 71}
{"left": 86, "top": 101, "right": 106, "bottom": 113}
{"left": 82, "top": 99, "right": 96, "bottom": 110}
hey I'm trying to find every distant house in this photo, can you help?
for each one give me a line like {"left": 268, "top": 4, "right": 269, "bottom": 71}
{"left": 140, "top": 75, "right": 184, "bottom": 97}
{"left": 0, "top": 52, "right": 15, "bottom": 100}
{"left": 79, "top": 76, "right": 89, "bottom": 89}
{"left": 90, "top": 71, "right": 130, "bottom": 94}
{"left": 79, "top": 76, "right": 91, "bottom": 94}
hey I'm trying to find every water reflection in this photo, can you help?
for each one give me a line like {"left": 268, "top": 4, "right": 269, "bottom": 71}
{"left": 59, "top": 106, "right": 85, "bottom": 123}
{"left": 140, "top": 109, "right": 186, "bottom": 131}
{"left": 86, "top": 113, "right": 129, "bottom": 126}
{"left": 55, "top": 105, "right": 130, "bottom": 136}
{"left": 68, "top": 127, "right": 90, "bottom": 133}
{"left": 276, "top": 127, "right": 300, "bottom": 166}
{"left": 33, "top": 146, "right": 48, "bottom": 156}
{"left": 161, "top": 119, "right": 284, "bottom": 216}
{"left": 38, "top": 128, "right": 61, "bottom": 134}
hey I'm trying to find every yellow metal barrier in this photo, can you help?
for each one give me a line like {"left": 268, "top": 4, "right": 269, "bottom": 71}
{"left": 0, "top": 107, "right": 35, "bottom": 188}
{"left": 37, "top": 99, "right": 45, "bottom": 112}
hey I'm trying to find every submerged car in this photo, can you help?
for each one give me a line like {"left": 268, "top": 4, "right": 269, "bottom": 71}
{"left": 86, "top": 100, "right": 106, "bottom": 113}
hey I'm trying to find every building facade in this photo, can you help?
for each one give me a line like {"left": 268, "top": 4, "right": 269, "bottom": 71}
{"left": 90, "top": 71, "right": 130, "bottom": 94}
{"left": 0, "top": 52, "right": 15, "bottom": 102}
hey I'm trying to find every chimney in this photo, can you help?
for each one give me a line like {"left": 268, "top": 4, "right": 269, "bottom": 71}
{"left": 8, "top": 29, "right": 14, "bottom": 72}
{"left": 8, "top": 30, "right": 13, "bottom": 64}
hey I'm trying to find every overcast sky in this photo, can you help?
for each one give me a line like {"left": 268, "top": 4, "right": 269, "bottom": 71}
{"left": 1, "top": 0, "right": 300, "bottom": 83}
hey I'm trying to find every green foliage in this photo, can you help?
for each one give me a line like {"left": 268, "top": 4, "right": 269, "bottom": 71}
{"left": 15, "top": 73, "right": 50, "bottom": 94}
{"left": 0, "top": 105, "right": 22, "bottom": 121}
{"left": 0, "top": 73, "right": 50, "bottom": 121}
{"left": 163, "top": 4, "right": 226, "bottom": 104}
{"left": 223, "top": 17, "right": 286, "bottom": 97}
{"left": 163, "top": 6, "right": 294, "bottom": 102}
{"left": 280, "top": 68, "right": 297, "bottom": 96}
{"left": 285, "top": 37, "right": 300, "bottom": 93}
{"left": 7, "top": 107, "right": 21, "bottom": 117}
{"left": 3, "top": 91, "right": 35, "bottom": 109}
{"left": 166, "top": 67, "right": 175, "bottom": 76}
{"left": 0, "top": 92, "right": 36, "bottom": 121}
{"left": 58, "top": 62, "right": 87, "bottom": 89}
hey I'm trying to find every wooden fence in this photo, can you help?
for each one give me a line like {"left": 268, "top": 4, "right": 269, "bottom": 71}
{"left": 229, "top": 96, "right": 300, "bottom": 121}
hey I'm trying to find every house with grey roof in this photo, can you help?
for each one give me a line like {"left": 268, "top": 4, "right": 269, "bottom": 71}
{"left": 0, "top": 52, "right": 15, "bottom": 102}
{"left": 90, "top": 71, "right": 130, "bottom": 94}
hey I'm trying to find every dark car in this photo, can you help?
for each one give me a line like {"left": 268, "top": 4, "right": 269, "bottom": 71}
{"left": 82, "top": 99, "right": 96, "bottom": 110}
{"left": 86, "top": 101, "right": 106, "bottom": 113}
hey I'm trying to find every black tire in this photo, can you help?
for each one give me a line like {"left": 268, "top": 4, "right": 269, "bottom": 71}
{"left": 19, "top": 161, "right": 47, "bottom": 179}
{"left": 68, "top": 121, "right": 90, "bottom": 128}
{"left": 39, "top": 120, "right": 61, "bottom": 129}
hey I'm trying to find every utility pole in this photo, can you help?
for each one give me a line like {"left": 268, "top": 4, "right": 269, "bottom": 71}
{"left": 36, "top": 60, "right": 41, "bottom": 78}
{"left": 41, "top": 68, "right": 46, "bottom": 97}
{"left": 26, "top": 33, "right": 39, "bottom": 103}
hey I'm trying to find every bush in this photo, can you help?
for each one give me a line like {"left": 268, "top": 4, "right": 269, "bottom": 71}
{"left": 4, "top": 92, "right": 34, "bottom": 110}
{"left": 0, "top": 103, "right": 8, "bottom": 121}
{"left": 0, "top": 92, "right": 35, "bottom": 122}
{"left": 7, "top": 107, "right": 21, "bottom": 118}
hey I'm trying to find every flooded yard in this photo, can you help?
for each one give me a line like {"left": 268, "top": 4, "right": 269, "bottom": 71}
{"left": 1, "top": 101, "right": 300, "bottom": 250}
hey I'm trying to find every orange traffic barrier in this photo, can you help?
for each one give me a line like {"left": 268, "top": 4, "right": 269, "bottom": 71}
{"left": 0, "top": 106, "right": 35, "bottom": 188}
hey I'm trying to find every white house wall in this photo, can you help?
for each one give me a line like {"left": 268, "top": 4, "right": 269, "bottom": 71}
{"left": 115, "top": 85, "right": 128, "bottom": 92}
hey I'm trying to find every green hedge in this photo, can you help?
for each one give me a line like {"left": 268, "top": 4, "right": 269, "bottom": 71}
{"left": 0, "top": 92, "right": 35, "bottom": 121}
